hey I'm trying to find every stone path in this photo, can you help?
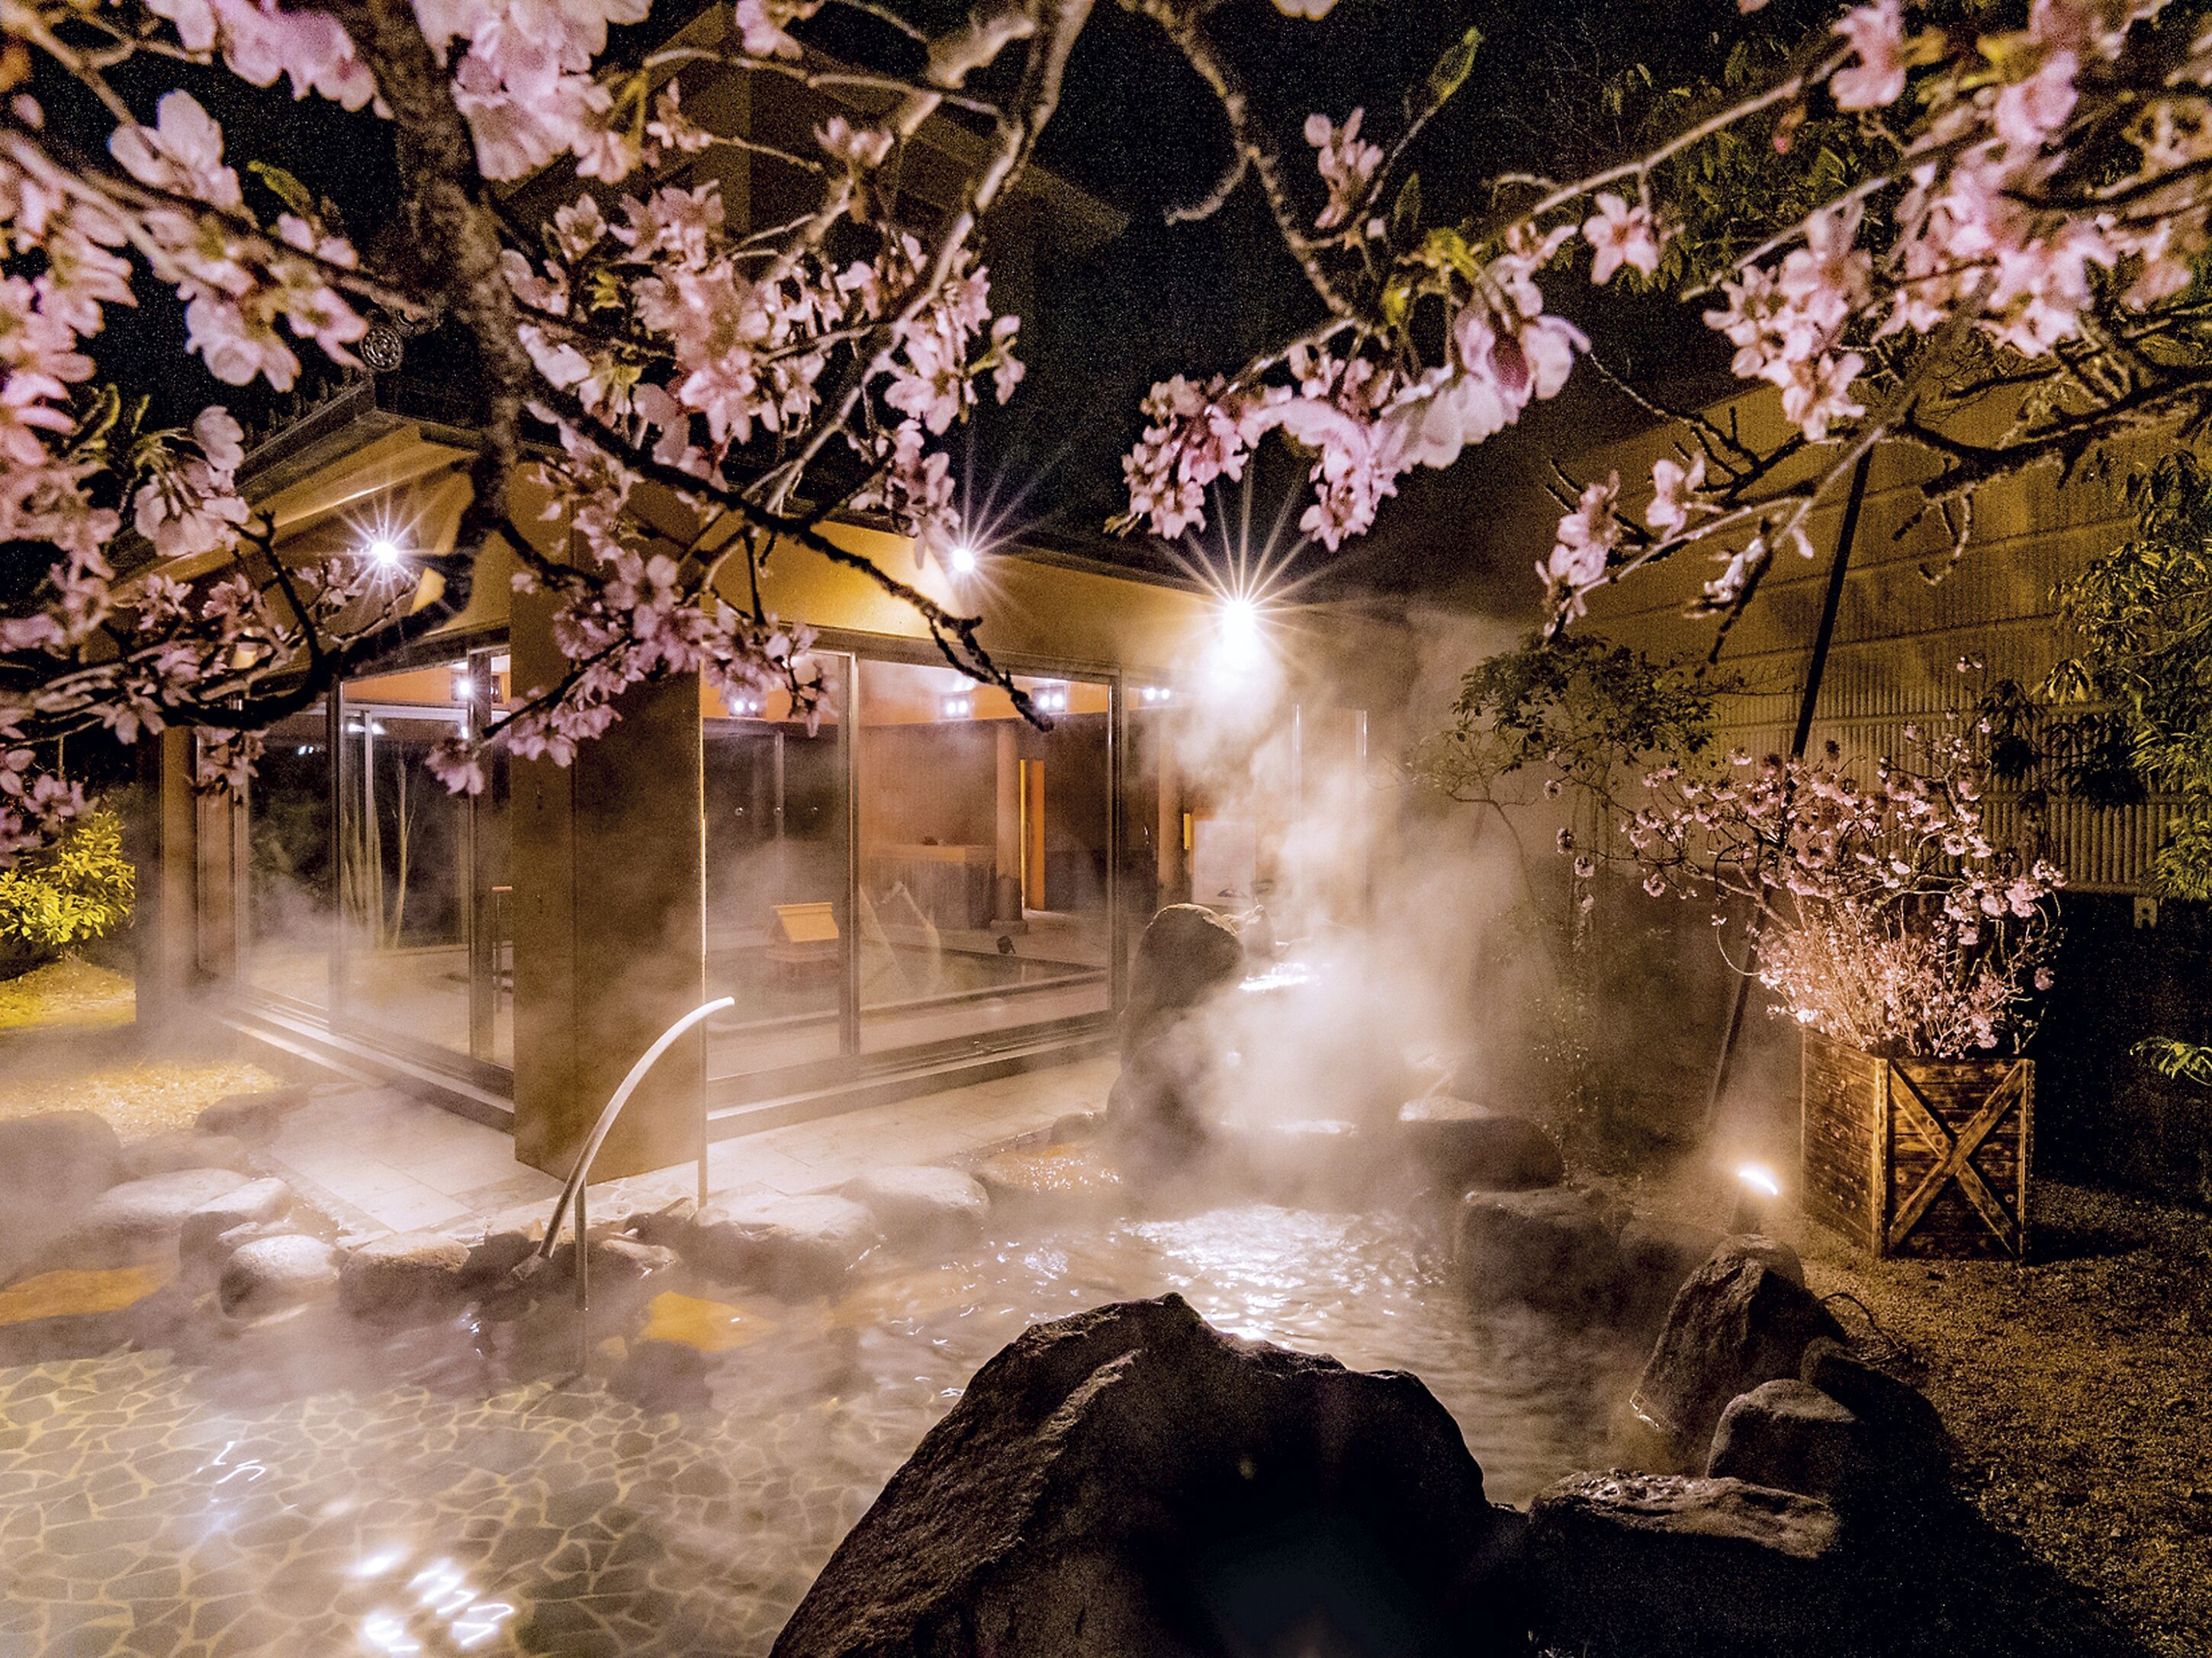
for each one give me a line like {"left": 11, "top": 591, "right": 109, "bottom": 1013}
{"left": 262, "top": 1058, "right": 1117, "bottom": 1240}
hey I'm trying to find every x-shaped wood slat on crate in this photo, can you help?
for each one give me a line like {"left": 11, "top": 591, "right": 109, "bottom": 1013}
{"left": 1886, "top": 1062, "right": 2027, "bottom": 1255}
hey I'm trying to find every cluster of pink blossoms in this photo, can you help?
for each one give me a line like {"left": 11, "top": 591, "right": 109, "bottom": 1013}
{"left": 1637, "top": 0, "right": 2198, "bottom": 619}
{"left": 1119, "top": 220, "right": 1591, "bottom": 550}
{"left": 108, "top": 92, "right": 367, "bottom": 389}
{"left": 1617, "top": 726, "right": 2063, "bottom": 1056}
{"left": 510, "top": 108, "right": 1023, "bottom": 567}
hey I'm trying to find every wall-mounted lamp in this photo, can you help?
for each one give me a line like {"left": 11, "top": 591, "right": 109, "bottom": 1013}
{"left": 726, "top": 690, "right": 765, "bottom": 718}
{"left": 1216, "top": 596, "right": 1262, "bottom": 671}
{"left": 940, "top": 693, "right": 974, "bottom": 719}
{"left": 1138, "top": 684, "right": 1175, "bottom": 707}
{"left": 1033, "top": 683, "right": 1068, "bottom": 714}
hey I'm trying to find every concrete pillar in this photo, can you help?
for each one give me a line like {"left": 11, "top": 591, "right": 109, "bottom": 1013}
{"left": 1021, "top": 759, "right": 1046, "bottom": 911}
{"left": 510, "top": 587, "right": 706, "bottom": 1182}
{"left": 132, "top": 728, "right": 201, "bottom": 1032}
{"left": 992, "top": 722, "right": 1021, "bottom": 927}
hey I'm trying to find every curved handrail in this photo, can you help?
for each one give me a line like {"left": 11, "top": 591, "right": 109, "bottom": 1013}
{"left": 538, "top": 994, "right": 734, "bottom": 1261}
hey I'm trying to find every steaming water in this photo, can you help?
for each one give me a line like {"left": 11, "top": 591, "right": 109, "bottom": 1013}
{"left": 0, "top": 1201, "right": 1638, "bottom": 1657}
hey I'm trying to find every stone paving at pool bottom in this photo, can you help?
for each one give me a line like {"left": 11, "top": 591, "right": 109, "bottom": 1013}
{"left": 0, "top": 1196, "right": 1641, "bottom": 1658}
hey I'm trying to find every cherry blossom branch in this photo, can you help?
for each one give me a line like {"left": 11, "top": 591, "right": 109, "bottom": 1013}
{"left": 1120, "top": 0, "right": 1355, "bottom": 320}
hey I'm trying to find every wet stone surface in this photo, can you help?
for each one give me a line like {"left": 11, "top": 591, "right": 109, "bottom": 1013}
{"left": 0, "top": 1202, "right": 1641, "bottom": 1656}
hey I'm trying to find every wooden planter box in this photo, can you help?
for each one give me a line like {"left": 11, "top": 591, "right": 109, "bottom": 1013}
{"left": 1801, "top": 1030, "right": 2034, "bottom": 1259}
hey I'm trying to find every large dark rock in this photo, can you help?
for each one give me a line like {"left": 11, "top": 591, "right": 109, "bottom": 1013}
{"left": 1723, "top": 1232, "right": 1805, "bottom": 1287}
{"left": 1630, "top": 1252, "right": 1844, "bottom": 1469}
{"left": 1615, "top": 1218, "right": 1727, "bottom": 1329}
{"left": 1121, "top": 905, "right": 1243, "bottom": 1056}
{"left": 1707, "top": 1379, "right": 1864, "bottom": 1505}
{"left": 1799, "top": 1338, "right": 1953, "bottom": 1496}
{"left": 1396, "top": 1098, "right": 1564, "bottom": 1192}
{"left": 1455, "top": 1187, "right": 1620, "bottom": 1317}
{"left": 1526, "top": 1472, "right": 1859, "bottom": 1658}
{"left": 772, "top": 1295, "right": 1524, "bottom": 1658}
{"left": 1106, "top": 1023, "right": 1218, "bottom": 1159}
{"left": 46, "top": 1168, "right": 255, "bottom": 1270}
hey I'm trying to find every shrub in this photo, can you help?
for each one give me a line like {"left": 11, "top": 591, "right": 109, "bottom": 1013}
{"left": 0, "top": 808, "right": 135, "bottom": 978}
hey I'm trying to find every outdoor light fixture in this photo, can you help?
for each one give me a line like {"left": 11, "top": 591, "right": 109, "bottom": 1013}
{"left": 365, "top": 536, "right": 403, "bottom": 568}
{"left": 726, "top": 689, "right": 764, "bottom": 718}
{"left": 449, "top": 662, "right": 474, "bottom": 701}
{"left": 949, "top": 544, "right": 979, "bottom": 576}
{"left": 1731, "top": 1162, "right": 1782, "bottom": 1232}
{"left": 940, "top": 693, "right": 973, "bottom": 719}
{"left": 1217, "top": 596, "right": 1263, "bottom": 671}
{"left": 1034, "top": 683, "right": 1068, "bottom": 714}
{"left": 1139, "top": 684, "right": 1174, "bottom": 706}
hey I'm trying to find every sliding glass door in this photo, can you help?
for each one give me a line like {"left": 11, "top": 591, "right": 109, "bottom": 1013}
{"left": 330, "top": 650, "right": 512, "bottom": 1073}
{"left": 701, "top": 657, "right": 853, "bottom": 1083}
{"left": 854, "top": 659, "right": 1111, "bottom": 1054}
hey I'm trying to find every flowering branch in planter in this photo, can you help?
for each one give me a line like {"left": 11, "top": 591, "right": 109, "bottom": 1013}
{"left": 1593, "top": 721, "right": 2064, "bottom": 1058}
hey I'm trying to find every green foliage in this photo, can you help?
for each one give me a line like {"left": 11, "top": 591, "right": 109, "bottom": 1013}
{"left": 0, "top": 808, "right": 135, "bottom": 973}
{"left": 2134, "top": 1036, "right": 2212, "bottom": 1089}
{"left": 1413, "top": 632, "right": 1726, "bottom": 804}
{"left": 2047, "top": 453, "right": 2212, "bottom": 898}
{"left": 1594, "top": 13, "right": 1883, "bottom": 294}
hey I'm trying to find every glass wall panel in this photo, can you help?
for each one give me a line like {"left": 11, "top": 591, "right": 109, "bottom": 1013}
{"left": 246, "top": 701, "right": 334, "bottom": 1010}
{"left": 855, "top": 659, "right": 1110, "bottom": 1052}
{"left": 333, "top": 652, "right": 511, "bottom": 1069}
{"left": 701, "top": 659, "right": 851, "bottom": 1081}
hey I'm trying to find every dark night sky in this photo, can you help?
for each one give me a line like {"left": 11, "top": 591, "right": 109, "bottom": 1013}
{"left": 67, "top": 0, "right": 1801, "bottom": 619}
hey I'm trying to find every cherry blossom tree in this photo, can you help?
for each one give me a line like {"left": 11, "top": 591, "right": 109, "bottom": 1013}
{"left": 0, "top": 0, "right": 1101, "bottom": 853}
{"left": 1114, "top": 0, "right": 2212, "bottom": 650}
{"left": 11, "top": 0, "right": 2212, "bottom": 879}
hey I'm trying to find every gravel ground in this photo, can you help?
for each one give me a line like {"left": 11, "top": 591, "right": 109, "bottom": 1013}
{"left": 0, "top": 957, "right": 133, "bottom": 1031}
{"left": 1796, "top": 1180, "right": 2212, "bottom": 1658}
{"left": 1600, "top": 1161, "right": 2212, "bottom": 1657}
{"left": 0, "top": 1055, "right": 283, "bottom": 1139}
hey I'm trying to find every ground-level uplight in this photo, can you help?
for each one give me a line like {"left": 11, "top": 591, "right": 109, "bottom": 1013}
{"left": 1731, "top": 1162, "right": 1782, "bottom": 1232}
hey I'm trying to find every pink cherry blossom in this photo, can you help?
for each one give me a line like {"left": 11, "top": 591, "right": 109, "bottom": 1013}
{"left": 1303, "top": 109, "right": 1381, "bottom": 231}
{"left": 1831, "top": 1, "right": 1908, "bottom": 111}
{"left": 1582, "top": 193, "right": 1664, "bottom": 284}
{"left": 1645, "top": 452, "right": 1705, "bottom": 536}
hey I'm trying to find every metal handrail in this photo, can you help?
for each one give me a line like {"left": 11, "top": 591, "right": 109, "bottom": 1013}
{"left": 538, "top": 995, "right": 732, "bottom": 1360}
